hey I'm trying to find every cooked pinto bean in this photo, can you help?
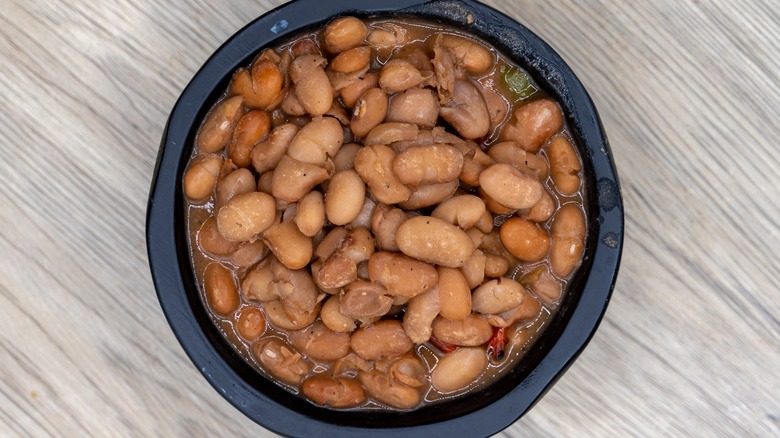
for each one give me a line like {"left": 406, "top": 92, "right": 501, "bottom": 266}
{"left": 184, "top": 155, "right": 222, "bottom": 201}
{"left": 500, "top": 98, "right": 563, "bottom": 153}
{"left": 472, "top": 277, "right": 526, "bottom": 314}
{"left": 325, "top": 170, "right": 366, "bottom": 225}
{"left": 215, "top": 168, "right": 255, "bottom": 209}
{"left": 521, "top": 265, "right": 563, "bottom": 305}
{"left": 303, "top": 376, "right": 366, "bottom": 408}
{"left": 340, "top": 280, "right": 393, "bottom": 323}
{"left": 251, "top": 123, "right": 298, "bottom": 174}
{"left": 523, "top": 189, "right": 556, "bottom": 223}
{"left": 379, "top": 59, "right": 428, "bottom": 93}
{"left": 290, "top": 54, "right": 333, "bottom": 116}
{"left": 438, "top": 34, "right": 494, "bottom": 76}
{"left": 294, "top": 190, "right": 325, "bottom": 237}
{"left": 396, "top": 179, "right": 458, "bottom": 210}
{"left": 317, "top": 228, "right": 374, "bottom": 289}
{"left": 229, "top": 58, "right": 285, "bottom": 110}
{"left": 321, "top": 294, "right": 359, "bottom": 333}
{"left": 230, "top": 240, "right": 268, "bottom": 268}
{"left": 486, "top": 292, "right": 540, "bottom": 328}
{"left": 354, "top": 144, "right": 412, "bottom": 204}
{"left": 371, "top": 204, "right": 407, "bottom": 252}
{"left": 393, "top": 144, "right": 464, "bottom": 189}
{"left": 241, "top": 256, "right": 277, "bottom": 302}
{"left": 287, "top": 116, "right": 344, "bottom": 165}
{"left": 350, "top": 320, "right": 413, "bottom": 361}
{"left": 236, "top": 305, "right": 265, "bottom": 340}
{"left": 403, "top": 287, "right": 441, "bottom": 343}
{"left": 440, "top": 79, "right": 490, "bottom": 140}
{"left": 368, "top": 251, "right": 438, "bottom": 298}
{"left": 314, "top": 226, "right": 349, "bottom": 261}
{"left": 290, "top": 321, "right": 351, "bottom": 361}
{"left": 340, "top": 72, "right": 379, "bottom": 109}
{"left": 435, "top": 266, "right": 472, "bottom": 321}
{"left": 365, "top": 122, "right": 419, "bottom": 146}
{"left": 547, "top": 136, "right": 582, "bottom": 194}
{"left": 204, "top": 263, "right": 239, "bottom": 316}
{"left": 483, "top": 253, "right": 510, "bottom": 278}
{"left": 499, "top": 217, "right": 551, "bottom": 262}
{"left": 271, "top": 155, "right": 330, "bottom": 203}
{"left": 332, "top": 142, "right": 362, "bottom": 172}
{"left": 229, "top": 110, "right": 271, "bottom": 168}
{"left": 550, "top": 203, "right": 586, "bottom": 277}
{"left": 253, "top": 338, "right": 311, "bottom": 385}
{"left": 323, "top": 17, "right": 369, "bottom": 53}
{"left": 359, "top": 369, "right": 421, "bottom": 409}
{"left": 431, "top": 315, "right": 492, "bottom": 346}
{"left": 331, "top": 46, "right": 372, "bottom": 73}
{"left": 488, "top": 141, "right": 549, "bottom": 181}
{"left": 264, "top": 299, "right": 319, "bottom": 330}
{"left": 395, "top": 216, "right": 475, "bottom": 268}
{"left": 431, "top": 194, "right": 486, "bottom": 229}
{"left": 217, "top": 192, "right": 276, "bottom": 242}
{"left": 479, "top": 163, "right": 544, "bottom": 210}
{"left": 198, "top": 216, "right": 238, "bottom": 256}
{"left": 386, "top": 88, "right": 440, "bottom": 128}
{"left": 431, "top": 347, "right": 487, "bottom": 393}
{"left": 350, "top": 88, "right": 388, "bottom": 138}
{"left": 197, "top": 95, "right": 244, "bottom": 153}
{"left": 262, "top": 220, "right": 313, "bottom": 270}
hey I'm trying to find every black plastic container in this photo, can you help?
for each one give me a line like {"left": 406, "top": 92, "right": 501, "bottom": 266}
{"left": 146, "top": 0, "right": 624, "bottom": 436}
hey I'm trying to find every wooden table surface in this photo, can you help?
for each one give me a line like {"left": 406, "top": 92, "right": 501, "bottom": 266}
{"left": 2, "top": 0, "right": 779, "bottom": 436}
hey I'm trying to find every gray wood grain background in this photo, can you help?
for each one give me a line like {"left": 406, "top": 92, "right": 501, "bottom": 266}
{"left": 2, "top": 0, "right": 778, "bottom": 436}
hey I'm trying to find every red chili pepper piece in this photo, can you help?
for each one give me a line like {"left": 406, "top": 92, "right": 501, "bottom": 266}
{"left": 429, "top": 335, "right": 457, "bottom": 354}
{"left": 487, "top": 327, "right": 507, "bottom": 360}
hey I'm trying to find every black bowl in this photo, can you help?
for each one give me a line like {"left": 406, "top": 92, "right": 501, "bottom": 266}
{"left": 146, "top": 0, "right": 624, "bottom": 436}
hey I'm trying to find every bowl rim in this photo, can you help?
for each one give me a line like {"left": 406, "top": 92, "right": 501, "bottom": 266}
{"left": 146, "top": 0, "right": 624, "bottom": 436}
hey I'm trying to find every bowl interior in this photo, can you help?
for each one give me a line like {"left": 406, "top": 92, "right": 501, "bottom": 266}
{"left": 148, "top": 0, "right": 623, "bottom": 435}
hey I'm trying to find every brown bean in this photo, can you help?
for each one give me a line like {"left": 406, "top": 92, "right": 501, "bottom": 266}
{"left": 482, "top": 86, "right": 510, "bottom": 129}
{"left": 472, "top": 277, "right": 525, "bottom": 314}
{"left": 479, "top": 163, "right": 543, "bottom": 210}
{"left": 393, "top": 144, "right": 463, "bottom": 189}
{"left": 432, "top": 39, "right": 456, "bottom": 104}
{"left": 197, "top": 95, "right": 244, "bottom": 153}
{"left": 547, "top": 136, "right": 582, "bottom": 195}
{"left": 236, "top": 305, "right": 265, "bottom": 340}
{"left": 348, "top": 197, "right": 376, "bottom": 230}
{"left": 487, "top": 141, "right": 549, "bottom": 181}
{"left": 379, "top": 59, "right": 428, "bottom": 93}
{"left": 432, "top": 315, "right": 492, "bottom": 346}
{"left": 229, "top": 110, "right": 271, "bottom": 168}
{"left": 499, "top": 217, "right": 550, "bottom": 262}
{"left": 395, "top": 216, "right": 475, "bottom": 268}
{"left": 440, "top": 79, "right": 490, "bottom": 139}
{"left": 431, "top": 347, "right": 487, "bottom": 393}
{"left": 550, "top": 203, "right": 586, "bottom": 277}
{"left": 435, "top": 267, "right": 472, "bottom": 321}
{"left": 302, "top": 376, "right": 366, "bottom": 408}
{"left": 215, "top": 168, "right": 255, "bottom": 209}
{"left": 290, "top": 321, "right": 351, "bottom": 361}
{"left": 487, "top": 292, "right": 540, "bottom": 328}
{"left": 323, "top": 17, "right": 369, "bottom": 53}
{"left": 368, "top": 251, "right": 438, "bottom": 298}
{"left": 316, "top": 228, "right": 375, "bottom": 290}
{"left": 354, "top": 144, "right": 412, "bottom": 204}
{"left": 198, "top": 216, "right": 238, "bottom": 256}
{"left": 281, "top": 87, "right": 307, "bottom": 116}
{"left": 253, "top": 338, "right": 311, "bottom": 385}
{"left": 388, "top": 355, "right": 427, "bottom": 388}
{"left": 271, "top": 155, "right": 330, "bottom": 203}
{"left": 204, "top": 263, "right": 239, "bottom": 316}
{"left": 262, "top": 220, "right": 313, "bottom": 270}
{"left": 340, "top": 71, "right": 379, "bottom": 109}
{"left": 183, "top": 155, "right": 222, "bottom": 201}
{"left": 264, "top": 299, "right": 319, "bottom": 330}
{"left": 229, "top": 59, "right": 285, "bottom": 110}
{"left": 396, "top": 179, "right": 458, "bottom": 210}
{"left": 523, "top": 189, "right": 555, "bottom": 223}
{"left": 321, "top": 294, "right": 358, "bottom": 333}
{"left": 340, "top": 280, "right": 393, "bottom": 323}
{"left": 314, "top": 226, "right": 349, "bottom": 261}
{"left": 431, "top": 194, "right": 487, "bottom": 229}
{"left": 371, "top": 204, "right": 407, "bottom": 252}
{"left": 520, "top": 265, "right": 563, "bottom": 306}
{"left": 230, "top": 240, "right": 268, "bottom": 268}
{"left": 478, "top": 187, "right": 515, "bottom": 215}
{"left": 359, "top": 369, "right": 420, "bottom": 409}
{"left": 251, "top": 123, "right": 298, "bottom": 174}
{"left": 365, "top": 122, "right": 419, "bottom": 146}
{"left": 257, "top": 171, "right": 273, "bottom": 193}
{"left": 290, "top": 54, "right": 333, "bottom": 116}
{"left": 476, "top": 209, "right": 494, "bottom": 233}
{"left": 241, "top": 256, "right": 277, "bottom": 302}
{"left": 367, "top": 23, "right": 407, "bottom": 52}
{"left": 386, "top": 88, "right": 440, "bottom": 128}
{"left": 287, "top": 116, "right": 344, "bottom": 165}
{"left": 459, "top": 249, "right": 486, "bottom": 289}
{"left": 438, "top": 34, "right": 494, "bottom": 76}
{"left": 500, "top": 98, "right": 563, "bottom": 153}
{"left": 330, "top": 46, "right": 372, "bottom": 73}
{"left": 350, "top": 88, "right": 388, "bottom": 138}
{"left": 216, "top": 192, "right": 276, "bottom": 242}
{"left": 403, "top": 287, "right": 441, "bottom": 343}
{"left": 332, "top": 142, "right": 362, "bottom": 172}
{"left": 483, "top": 253, "right": 510, "bottom": 278}
{"left": 350, "top": 320, "right": 413, "bottom": 361}
{"left": 294, "top": 190, "right": 325, "bottom": 237}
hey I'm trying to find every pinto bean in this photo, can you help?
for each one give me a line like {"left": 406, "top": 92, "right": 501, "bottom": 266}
{"left": 482, "top": 86, "right": 510, "bottom": 129}
{"left": 431, "top": 195, "right": 486, "bottom": 229}
{"left": 550, "top": 203, "right": 586, "bottom": 277}
{"left": 229, "top": 110, "right": 271, "bottom": 168}
{"left": 331, "top": 46, "right": 372, "bottom": 73}
{"left": 332, "top": 142, "right": 361, "bottom": 172}
{"left": 432, "top": 315, "right": 492, "bottom": 347}
{"left": 547, "top": 136, "right": 582, "bottom": 195}
{"left": 379, "top": 59, "right": 428, "bottom": 94}
{"left": 483, "top": 253, "right": 510, "bottom": 278}
{"left": 476, "top": 209, "right": 494, "bottom": 233}
{"left": 396, "top": 179, "right": 458, "bottom": 210}
{"left": 370, "top": 204, "right": 407, "bottom": 252}
{"left": 479, "top": 163, "right": 544, "bottom": 210}
{"left": 230, "top": 240, "right": 268, "bottom": 268}
{"left": 321, "top": 294, "right": 358, "bottom": 333}
{"left": 403, "top": 287, "right": 441, "bottom": 343}
{"left": 287, "top": 116, "right": 344, "bottom": 166}
{"left": 314, "top": 226, "right": 349, "bottom": 261}
{"left": 432, "top": 40, "right": 456, "bottom": 104}
{"left": 340, "top": 72, "right": 379, "bottom": 109}
{"left": 523, "top": 189, "right": 556, "bottom": 223}
{"left": 229, "top": 59, "right": 285, "bottom": 110}
{"left": 458, "top": 145, "right": 495, "bottom": 187}
{"left": 197, "top": 95, "right": 244, "bottom": 153}
{"left": 216, "top": 191, "right": 276, "bottom": 242}
{"left": 354, "top": 144, "right": 412, "bottom": 204}
{"left": 271, "top": 155, "right": 330, "bottom": 203}
{"left": 262, "top": 220, "right": 313, "bottom": 270}
{"left": 520, "top": 265, "right": 563, "bottom": 306}
{"left": 438, "top": 34, "right": 494, "bottom": 76}
{"left": 392, "top": 144, "right": 464, "bottom": 189}
{"left": 253, "top": 338, "right": 311, "bottom": 385}
{"left": 471, "top": 277, "right": 526, "bottom": 314}
{"left": 241, "top": 256, "right": 277, "bottom": 302}
{"left": 184, "top": 155, "right": 222, "bottom": 201}
{"left": 359, "top": 369, "right": 421, "bottom": 409}
{"left": 251, "top": 123, "right": 298, "bottom": 174}
{"left": 348, "top": 197, "right": 376, "bottom": 230}
{"left": 499, "top": 216, "right": 550, "bottom": 262}
{"left": 435, "top": 267, "right": 472, "bottom": 321}
{"left": 487, "top": 141, "right": 549, "bottom": 181}
{"left": 294, "top": 190, "right": 325, "bottom": 237}
{"left": 236, "top": 305, "right": 265, "bottom": 340}
{"left": 350, "top": 88, "right": 388, "bottom": 138}
{"left": 440, "top": 79, "right": 490, "bottom": 140}
{"left": 290, "top": 321, "right": 351, "bottom": 361}
{"left": 290, "top": 54, "right": 333, "bottom": 116}
{"left": 316, "top": 228, "right": 374, "bottom": 289}
{"left": 351, "top": 320, "right": 413, "bottom": 361}
{"left": 478, "top": 187, "right": 515, "bottom": 215}
{"left": 386, "top": 88, "right": 440, "bottom": 128}
{"left": 203, "top": 263, "right": 239, "bottom": 317}
{"left": 395, "top": 216, "right": 475, "bottom": 268}
{"left": 264, "top": 299, "right": 319, "bottom": 330}
{"left": 368, "top": 251, "right": 438, "bottom": 298}
{"left": 500, "top": 98, "right": 563, "bottom": 153}
{"left": 365, "top": 122, "right": 419, "bottom": 146}
{"left": 339, "top": 280, "right": 393, "bottom": 323}
{"left": 431, "top": 347, "right": 487, "bottom": 393}
{"left": 281, "top": 87, "right": 307, "bottom": 116}
{"left": 303, "top": 376, "right": 366, "bottom": 408}
{"left": 198, "top": 216, "right": 238, "bottom": 256}
{"left": 324, "top": 170, "right": 366, "bottom": 226}
{"left": 215, "top": 168, "right": 255, "bottom": 210}
{"left": 486, "top": 291, "right": 540, "bottom": 328}
{"left": 323, "top": 17, "right": 369, "bottom": 53}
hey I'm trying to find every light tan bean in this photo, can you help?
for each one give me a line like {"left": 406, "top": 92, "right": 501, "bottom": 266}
{"left": 331, "top": 46, "right": 372, "bottom": 73}
{"left": 550, "top": 203, "right": 586, "bottom": 277}
{"left": 314, "top": 226, "right": 349, "bottom": 261}
{"left": 257, "top": 171, "right": 273, "bottom": 193}
{"left": 198, "top": 216, "right": 238, "bottom": 256}
{"left": 302, "top": 376, "right": 366, "bottom": 408}
{"left": 476, "top": 209, "right": 494, "bottom": 233}
{"left": 438, "top": 34, "right": 494, "bottom": 76}
{"left": 472, "top": 277, "right": 525, "bottom": 314}
{"left": 290, "top": 321, "right": 351, "bottom": 361}
{"left": 340, "top": 71, "right": 378, "bottom": 109}
{"left": 251, "top": 123, "right": 298, "bottom": 174}
{"left": 365, "top": 122, "right": 419, "bottom": 146}
{"left": 321, "top": 294, "right": 358, "bottom": 333}
{"left": 253, "top": 338, "right": 311, "bottom": 385}
{"left": 483, "top": 253, "right": 510, "bottom": 278}
{"left": 229, "top": 110, "right": 271, "bottom": 168}
{"left": 359, "top": 369, "right": 420, "bottom": 409}
{"left": 290, "top": 54, "right": 333, "bottom": 116}
{"left": 499, "top": 216, "right": 550, "bottom": 262}
{"left": 440, "top": 79, "right": 490, "bottom": 140}
{"left": 487, "top": 141, "right": 549, "bottom": 181}
{"left": 348, "top": 196, "right": 376, "bottom": 230}
{"left": 332, "top": 142, "right": 361, "bottom": 172}
{"left": 479, "top": 163, "right": 543, "bottom": 210}
{"left": 487, "top": 292, "right": 540, "bottom": 328}
{"left": 459, "top": 250, "right": 485, "bottom": 290}
{"left": 432, "top": 39, "right": 456, "bottom": 104}
{"left": 281, "top": 87, "right": 307, "bottom": 116}
{"left": 547, "top": 136, "right": 582, "bottom": 195}
{"left": 379, "top": 59, "right": 428, "bottom": 93}
{"left": 458, "top": 146, "right": 495, "bottom": 187}
{"left": 229, "top": 59, "right": 285, "bottom": 110}
{"left": 197, "top": 95, "right": 244, "bottom": 153}
{"left": 340, "top": 280, "right": 393, "bottom": 323}
{"left": 271, "top": 155, "right": 330, "bottom": 203}
{"left": 386, "top": 88, "right": 440, "bottom": 128}
{"left": 370, "top": 204, "right": 407, "bottom": 252}
{"left": 368, "top": 251, "right": 438, "bottom": 298}
{"left": 403, "top": 287, "right": 441, "bottom": 343}
{"left": 241, "top": 256, "right": 277, "bottom": 302}
{"left": 263, "top": 299, "right": 319, "bottom": 330}
{"left": 478, "top": 187, "right": 515, "bottom": 215}
{"left": 183, "top": 155, "right": 222, "bottom": 201}
{"left": 431, "top": 347, "right": 487, "bottom": 393}
{"left": 204, "top": 263, "right": 239, "bottom": 316}
{"left": 236, "top": 305, "right": 265, "bottom": 340}
{"left": 216, "top": 191, "right": 276, "bottom": 242}
{"left": 431, "top": 194, "right": 486, "bottom": 229}
{"left": 350, "top": 320, "right": 413, "bottom": 361}
{"left": 500, "top": 98, "right": 563, "bottom": 153}
{"left": 482, "top": 86, "right": 510, "bottom": 129}
{"left": 435, "top": 267, "right": 472, "bottom": 321}
{"left": 520, "top": 265, "right": 563, "bottom": 306}
{"left": 395, "top": 216, "right": 475, "bottom": 268}
{"left": 316, "top": 228, "right": 374, "bottom": 289}
{"left": 262, "top": 220, "right": 313, "bottom": 270}
{"left": 396, "top": 179, "right": 458, "bottom": 210}
{"left": 350, "top": 88, "right": 388, "bottom": 138}
{"left": 287, "top": 116, "right": 344, "bottom": 165}
{"left": 230, "top": 240, "right": 268, "bottom": 268}
{"left": 431, "top": 315, "right": 492, "bottom": 346}
{"left": 215, "top": 168, "right": 255, "bottom": 209}
{"left": 323, "top": 17, "right": 369, "bottom": 53}
{"left": 354, "top": 144, "right": 412, "bottom": 204}
{"left": 393, "top": 144, "right": 464, "bottom": 189}
{"left": 523, "top": 189, "right": 555, "bottom": 223}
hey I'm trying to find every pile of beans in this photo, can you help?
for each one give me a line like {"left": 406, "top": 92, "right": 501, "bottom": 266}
{"left": 183, "top": 16, "right": 586, "bottom": 410}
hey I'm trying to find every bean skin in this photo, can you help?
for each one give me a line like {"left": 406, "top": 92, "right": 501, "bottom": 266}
{"left": 253, "top": 338, "right": 311, "bottom": 385}
{"left": 440, "top": 79, "right": 490, "bottom": 140}
{"left": 547, "top": 136, "right": 582, "bottom": 195}
{"left": 302, "top": 376, "right": 366, "bottom": 408}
